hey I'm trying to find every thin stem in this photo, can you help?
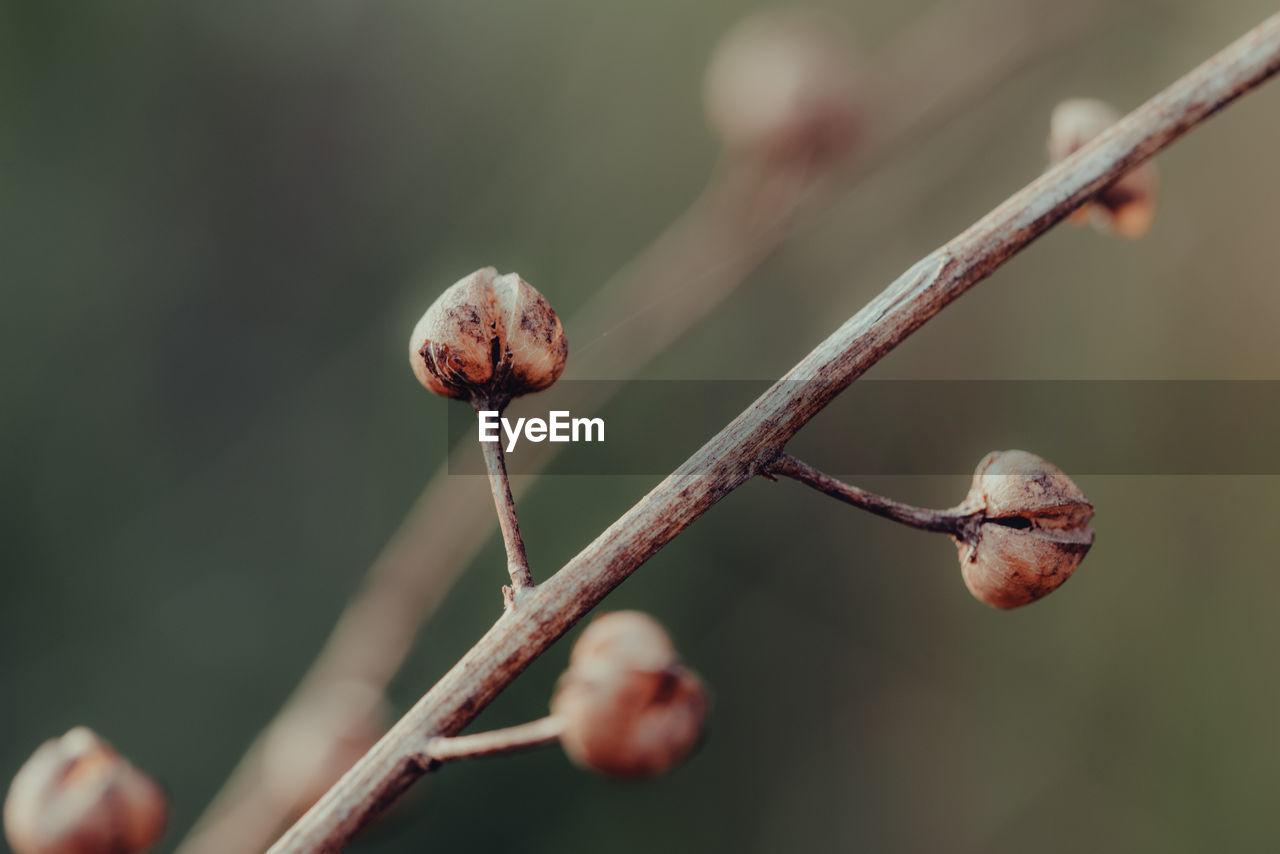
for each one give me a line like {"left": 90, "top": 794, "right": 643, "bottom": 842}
{"left": 268, "top": 16, "right": 1280, "bottom": 854}
{"left": 479, "top": 433, "right": 534, "bottom": 595}
{"left": 418, "top": 717, "right": 564, "bottom": 766}
{"left": 766, "top": 453, "right": 975, "bottom": 537}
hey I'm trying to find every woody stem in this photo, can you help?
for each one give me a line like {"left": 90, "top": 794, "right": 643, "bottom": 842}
{"left": 478, "top": 431, "right": 534, "bottom": 595}
{"left": 765, "top": 453, "right": 977, "bottom": 537}
{"left": 418, "top": 716, "right": 565, "bottom": 765}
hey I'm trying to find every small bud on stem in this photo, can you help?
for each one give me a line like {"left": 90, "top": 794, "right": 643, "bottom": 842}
{"left": 413, "top": 612, "right": 707, "bottom": 779}
{"left": 766, "top": 449, "right": 1094, "bottom": 608}
{"left": 409, "top": 267, "right": 569, "bottom": 598}
{"left": 552, "top": 611, "right": 708, "bottom": 778}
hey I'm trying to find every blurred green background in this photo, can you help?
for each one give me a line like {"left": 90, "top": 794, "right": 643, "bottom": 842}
{"left": 3, "top": 1, "right": 1279, "bottom": 852}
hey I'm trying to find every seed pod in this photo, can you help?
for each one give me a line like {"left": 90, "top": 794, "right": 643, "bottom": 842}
{"left": 567, "top": 610, "right": 677, "bottom": 673}
{"left": 1048, "top": 98, "right": 1158, "bottom": 238}
{"left": 552, "top": 612, "right": 708, "bottom": 779}
{"left": 4, "top": 728, "right": 168, "bottom": 854}
{"left": 704, "top": 9, "right": 861, "bottom": 165}
{"left": 955, "top": 450, "right": 1094, "bottom": 609}
{"left": 408, "top": 267, "right": 568, "bottom": 407}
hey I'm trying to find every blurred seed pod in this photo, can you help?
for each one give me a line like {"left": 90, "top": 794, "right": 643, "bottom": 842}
{"left": 704, "top": 9, "right": 862, "bottom": 165}
{"left": 567, "top": 609, "right": 677, "bottom": 672}
{"left": 409, "top": 267, "right": 568, "bottom": 406}
{"left": 3, "top": 727, "right": 167, "bottom": 854}
{"left": 955, "top": 450, "right": 1095, "bottom": 609}
{"left": 552, "top": 611, "right": 708, "bottom": 779}
{"left": 1048, "top": 98, "right": 1158, "bottom": 238}
{"left": 261, "top": 679, "right": 387, "bottom": 816}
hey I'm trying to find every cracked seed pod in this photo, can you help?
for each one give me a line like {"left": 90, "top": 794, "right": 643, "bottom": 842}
{"left": 409, "top": 267, "right": 568, "bottom": 407}
{"left": 704, "top": 9, "right": 862, "bottom": 165}
{"left": 954, "top": 450, "right": 1095, "bottom": 609}
{"left": 1048, "top": 98, "right": 1158, "bottom": 238}
{"left": 4, "top": 728, "right": 167, "bottom": 854}
{"left": 552, "top": 612, "right": 708, "bottom": 779}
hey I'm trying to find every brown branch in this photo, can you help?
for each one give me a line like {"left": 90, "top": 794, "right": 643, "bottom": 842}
{"left": 418, "top": 716, "right": 565, "bottom": 766}
{"left": 267, "top": 14, "right": 1280, "bottom": 853}
{"left": 765, "top": 453, "right": 976, "bottom": 537}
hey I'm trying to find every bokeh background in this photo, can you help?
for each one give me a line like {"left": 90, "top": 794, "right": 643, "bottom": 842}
{"left": 3, "top": 1, "right": 1279, "bottom": 852}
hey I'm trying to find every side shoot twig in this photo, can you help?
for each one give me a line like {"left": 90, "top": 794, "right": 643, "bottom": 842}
{"left": 268, "top": 14, "right": 1280, "bottom": 853}
{"left": 479, "top": 439, "right": 534, "bottom": 594}
{"left": 764, "top": 452, "right": 976, "bottom": 536}
{"left": 417, "top": 717, "right": 565, "bottom": 766}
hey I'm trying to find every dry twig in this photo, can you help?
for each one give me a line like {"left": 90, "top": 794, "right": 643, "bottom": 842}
{"left": 267, "top": 13, "right": 1280, "bottom": 854}
{"left": 417, "top": 717, "right": 565, "bottom": 766}
{"left": 765, "top": 452, "right": 976, "bottom": 536}
{"left": 479, "top": 438, "right": 534, "bottom": 596}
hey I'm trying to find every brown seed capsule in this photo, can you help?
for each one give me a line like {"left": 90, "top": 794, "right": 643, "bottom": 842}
{"left": 408, "top": 267, "right": 568, "bottom": 407}
{"left": 567, "top": 610, "right": 678, "bottom": 673}
{"left": 1048, "top": 98, "right": 1158, "bottom": 238}
{"left": 4, "top": 728, "right": 168, "bottom": 854}
{"left": 552, "top": 612, "right": 708, "bottom": 779}
{"left": 955, "top": 450, "right": 1095, "bottom": 609}
{"left": 704, "top": 9, "right": 861, "bottom": 165}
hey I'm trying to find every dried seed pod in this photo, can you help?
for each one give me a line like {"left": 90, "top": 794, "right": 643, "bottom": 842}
{"left": 408, "top": 267, "right": 568, "bottom": 407}
{"left": 567, "top": 610, "right": 678, "bottom": 673}
{"left": 4, "top": 728, "right": 168, "bottom": 854}
{"left": 1048, "top": 98, "right": 1158, "bottom": 238}
{"left": 552, "top": 612, "right": 708, "bottom": 779}
{"left": 704, "top": 9, "right": 862, "bottom": 165}
{"left": 954, "top": 450, "right": 1095, "bottom": 609}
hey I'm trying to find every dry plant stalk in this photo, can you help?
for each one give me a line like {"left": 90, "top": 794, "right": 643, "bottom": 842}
{"left": 266, "top": 13, "right": 1280, "bottom": 853}
{"left": 175, "top": 4, "right": 1100, "bottom": 851}
{"left": 419, "top": 717, "right": 565, "bottom": 765}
